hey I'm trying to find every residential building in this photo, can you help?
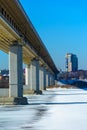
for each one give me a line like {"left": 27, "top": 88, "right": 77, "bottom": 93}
{"left": 65, "top": 53, "right": 78, "bottom": 72}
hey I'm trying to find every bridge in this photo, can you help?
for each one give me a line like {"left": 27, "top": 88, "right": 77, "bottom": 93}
{"left": 0, "top": 0, "right": 59, "bottom": 104}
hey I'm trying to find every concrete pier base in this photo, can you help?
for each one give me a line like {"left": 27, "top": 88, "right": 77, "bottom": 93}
{"left": 0, "top": 97, "right": 28, "bottom": 105}
{"left": 34, "top": 90, "right": 42, "bottom": 95}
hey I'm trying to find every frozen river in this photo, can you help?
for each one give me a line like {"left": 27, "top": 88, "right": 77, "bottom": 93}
{"left": 0, "top": 88, "right": 87, "bottom": 130}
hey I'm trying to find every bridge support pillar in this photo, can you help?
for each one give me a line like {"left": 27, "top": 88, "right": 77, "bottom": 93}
{"left": 25, "top": 65, "right": 30, "bottom": 88}
{"left": 46, "top": 71, "right": 48, "bottom": 87}
{"left": 24, "top": 64, "right": 33, "bottom": 94}
{"left": 48, "top": 72, "right": 51, "bottom": 86}
{"left": 8, "top": 42, "right": 27, "bottom": 105}
{"left": 46, "top": 71, "right": 55, "bottom": 87}
{"left": 39, "top": 66, "right": 46, "bottom": 90}
{"left": 50, "top": 74, "right": 55, "bottom": 86}
{"left": 46, "top": 71, "right": 50, "bottom": 87}
{"left": 29, "top": 59, "right": 41, "bottom": 94}
{"left": 43, "top": 67, "right": 46, "bottom": 90}
{"left": 53, "top": 75, "right": 55, "bottom": 85}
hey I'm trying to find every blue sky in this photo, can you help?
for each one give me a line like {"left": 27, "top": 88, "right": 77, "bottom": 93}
{"left": 1, "top": 0, "right": 87, "bottom": 70}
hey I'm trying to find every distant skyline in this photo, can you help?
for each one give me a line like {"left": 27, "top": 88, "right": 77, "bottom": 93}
{"left": 1, "top": 0, "right": 87, "bottom": 71}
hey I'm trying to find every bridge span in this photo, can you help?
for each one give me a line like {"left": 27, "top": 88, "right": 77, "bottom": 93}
{"left": 0, "top": 0, "right": 59, "bottom": 104}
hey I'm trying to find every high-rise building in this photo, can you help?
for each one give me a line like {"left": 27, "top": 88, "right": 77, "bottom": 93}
{"left": 65, "top": 53, "right": 78, "bottom": 72}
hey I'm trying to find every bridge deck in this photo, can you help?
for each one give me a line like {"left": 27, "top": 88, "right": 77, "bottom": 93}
{"left": 0, "top": 0, "right": 58, "bottom": 74}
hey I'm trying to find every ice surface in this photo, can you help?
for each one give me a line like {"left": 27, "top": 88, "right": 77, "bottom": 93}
{"left": 0, "top": 88, "right": 87, "bottom": 130}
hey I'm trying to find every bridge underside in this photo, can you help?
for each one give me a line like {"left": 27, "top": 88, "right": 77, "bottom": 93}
{"left": 0, "top": 16, "right": 37, "bottom": 64}
{"left": 0, "top": 0, "right": 58, "bottom": 104}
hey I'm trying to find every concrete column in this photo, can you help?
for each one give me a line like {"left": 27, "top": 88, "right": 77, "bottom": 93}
{"left": 46, "top": 71, "right": 48, "bottom": 87}
{"left": 9, "top": 43, "right": 23, "bottom": 97}
{"left": 50, "top": 74, "right": 52, "bottom": 86}
{"left": 48, "top": 71, "right": 51, "bottom": 86}
{"left": 43, "top": 67, "right": 46, "bottom": 90}
{"left": 50, "top": 74, "right": 54, "bottom": 86}
{"left": 25, "top": 65, "right": 30, "bottom": 87}
{"left": 51, "top": 74, "right": 54, "bottom": 86}
{"left": 39, "top": 66, "right": 46, "bottom": 90}
{"left": 39, "top": 67, "right": 43, "bottom": 90}
{"left": 29, "top": 59, "right": 39, "bottom": 91}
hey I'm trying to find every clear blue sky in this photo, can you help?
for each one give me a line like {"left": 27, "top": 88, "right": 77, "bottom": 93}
{"left": 1, "top": 0, "right": 87, "bottom": 70}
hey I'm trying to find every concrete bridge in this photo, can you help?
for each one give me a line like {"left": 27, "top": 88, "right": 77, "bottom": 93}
{"left": 0, "top": 0, "right": 59, "bottom": 104}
